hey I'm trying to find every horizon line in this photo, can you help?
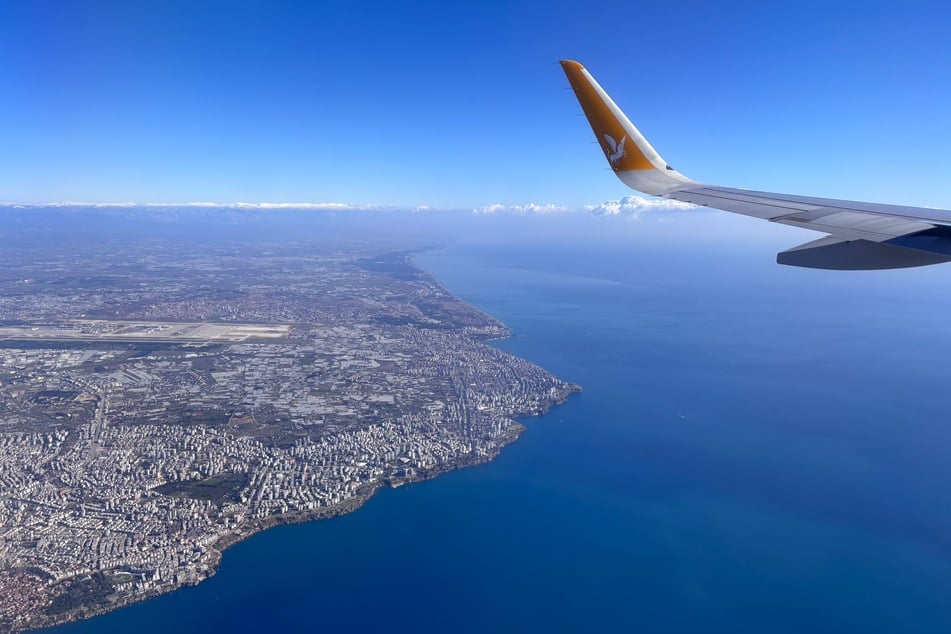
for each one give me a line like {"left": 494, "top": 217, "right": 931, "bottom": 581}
{"left": 0, "top": 195, "right": 696, "bottom": 217}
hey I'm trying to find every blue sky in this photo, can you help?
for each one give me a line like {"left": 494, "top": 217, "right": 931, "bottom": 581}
{"left": 2, "top": 0, "right": 950, "bottom": 210}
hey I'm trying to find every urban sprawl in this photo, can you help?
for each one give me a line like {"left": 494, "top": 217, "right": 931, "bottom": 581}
{"left": 0, "top": 225, "right": 578, "bottom": 631}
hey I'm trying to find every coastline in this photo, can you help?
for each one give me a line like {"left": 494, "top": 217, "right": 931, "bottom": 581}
{"left": 31, "top": 404, "right": 575, "bottom": 633}
{"left": 27, "top": 237, "right": 951, "bottom": 634}
{"left": 20, "top": 255, "right": 581, "bottom": 634}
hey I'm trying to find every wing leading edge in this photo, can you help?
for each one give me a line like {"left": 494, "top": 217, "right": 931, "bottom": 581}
{"left": 560, "top": 59, "right": 951, "bottom": 270}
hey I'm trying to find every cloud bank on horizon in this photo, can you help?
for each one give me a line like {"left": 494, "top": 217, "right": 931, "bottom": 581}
{"left": 2, "top": 195, "right": 696, "bottom": 218}
{"left": 475, "top": 195, "right": 696, "bottom": 217}
{"left": 1, "top": 201, "right": 382, "bottom": 211}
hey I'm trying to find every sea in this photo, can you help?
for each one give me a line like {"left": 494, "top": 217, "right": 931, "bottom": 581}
{"left": 48, "top": 219, "right": 951, "bottom": 633}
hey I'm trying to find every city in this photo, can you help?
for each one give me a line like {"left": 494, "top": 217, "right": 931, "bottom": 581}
{"left": 0, "top": 219, "right": 579, "bottom": 631}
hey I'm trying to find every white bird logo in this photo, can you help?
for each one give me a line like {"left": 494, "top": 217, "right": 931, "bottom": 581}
{"left": 603, "top": 134, "right": 627, "bottom": 167}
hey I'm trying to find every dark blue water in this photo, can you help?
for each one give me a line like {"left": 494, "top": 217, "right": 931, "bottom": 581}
{"left": 51, "top": 240, "right": 951, "bottom": 633}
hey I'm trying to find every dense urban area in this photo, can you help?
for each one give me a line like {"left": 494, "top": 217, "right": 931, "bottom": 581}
{"left": 0, "top": 210, "right": 579, "bottom": 631}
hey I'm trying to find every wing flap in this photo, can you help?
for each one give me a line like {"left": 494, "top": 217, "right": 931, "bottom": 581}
{"left": 669, "top": 186, "right": 821, "bottom": 219}
{"left": 667, "top": 185, "right": 936, "bottom": 241}
{"left": 774, "top": 211, "right": 931, "bottom": 241}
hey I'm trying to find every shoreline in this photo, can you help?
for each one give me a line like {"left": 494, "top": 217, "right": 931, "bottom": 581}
{"left": 18, "top": 252, "right": 582, "bottom": 633}
{"left": 30, "top": 398, "right": 577, "bottom": 632}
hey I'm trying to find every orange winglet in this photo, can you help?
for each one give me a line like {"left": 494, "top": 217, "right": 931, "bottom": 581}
{"left": 560, "top": 60, "right": 655, "bottom": 172}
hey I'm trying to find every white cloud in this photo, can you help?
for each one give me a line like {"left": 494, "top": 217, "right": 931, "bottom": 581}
{"left": 228, "top": 202, "right": 380, "bottom": 210}
{"left": 146, "top": 202, "right": 219, "bottom": 208}
{"left": 7, "top": 201, "right": 140, "bottom": 208}
{"left": 473, "top": 194, "right": 696, "bottom": 217}
{"left": 474, "top": 203, "right": 505, "bottom": 214}
{"left": 473, "top": 202, "right": 569, "bottom": 215}
{"left": 0, "top": 201, "right": 382, "bottom": 211}
{"left": 583, "top": 194, "right": 696, "bottom": 217}
{"left": 3, "top": 195, "right": 697, "bottom": 217}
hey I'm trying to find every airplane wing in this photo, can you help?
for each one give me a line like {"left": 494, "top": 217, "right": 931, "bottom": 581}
{"left": 560, "top": 59, "right": 951, "bottom": 270}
